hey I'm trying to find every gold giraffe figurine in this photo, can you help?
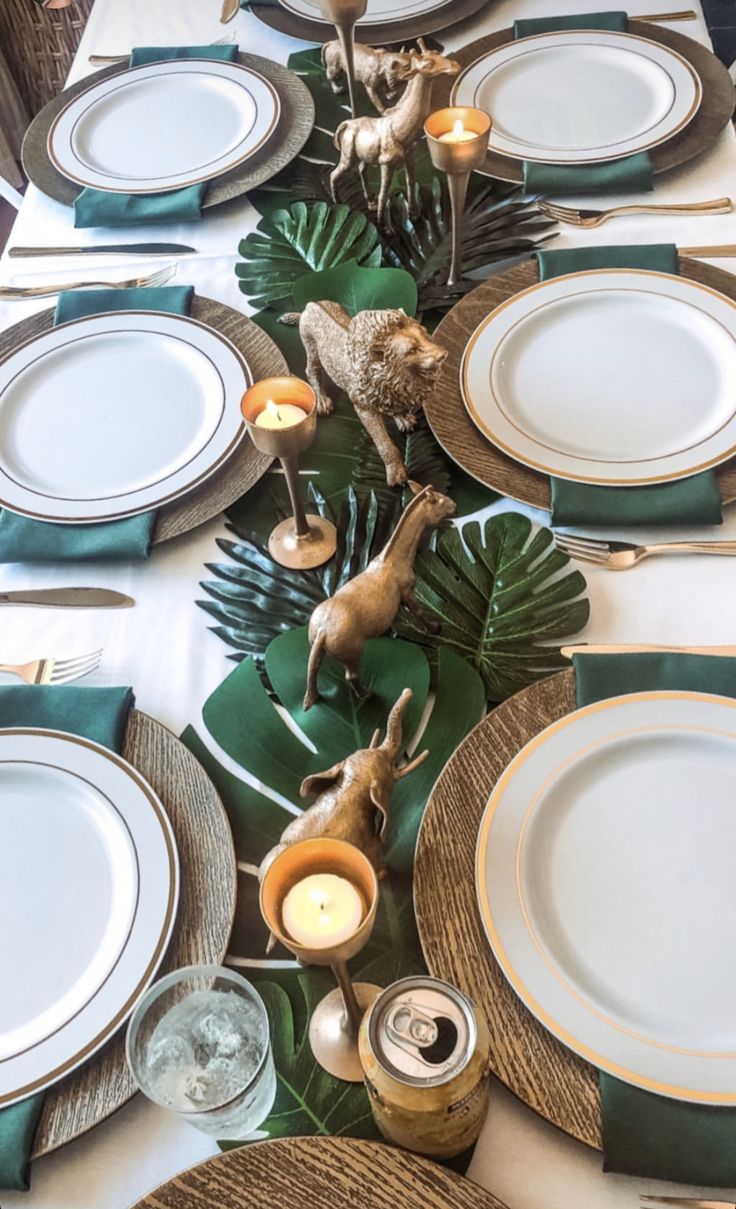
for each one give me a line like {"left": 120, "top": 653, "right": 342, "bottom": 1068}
{"left": 330, "top": 41, "right": 460, "bottom": 230}
{"left": 259, "top": 688, "right": 428, "bottom": 880}
{"left": 278, "top": 302, "right": 447, "bottom": 487}
{"left": 303, "top": 483, "right": 455, "bottom": 709}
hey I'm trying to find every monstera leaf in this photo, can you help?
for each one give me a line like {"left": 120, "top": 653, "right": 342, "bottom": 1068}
{"left": 393, "top": 512, "right": 590, "bottom": 701}
{"left": 382, "top": 178, "right": 557, "bottom": 312}
{"left": 199, "top": 490, "right": 393, "bottom": 663}
{"left": 292, "top": 259, "right": 418, "bottom": 318}
{"left": 236, "top": 202, "right": 382, "bottom": 308}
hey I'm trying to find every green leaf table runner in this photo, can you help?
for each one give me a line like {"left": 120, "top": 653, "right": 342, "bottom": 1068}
{"left": 0, "top": 685, "right": 133, "bottom": 1191}
{"left": 74, "top": 45, "right": 238, "bottom": 229}
{"left": 181, "top": 632, "right": 485, "bottom": 1146}
{"left": 0, "top": 285, "right": 193, "bottom": 564}
{"left": 514, "top": 13, "right": 653, "bottom": 195}
{"left": 573, "top": 652, "right": 736, "bottom": 1184}
{"left": 536, "top": 244, "right": 723, "bottom": 527}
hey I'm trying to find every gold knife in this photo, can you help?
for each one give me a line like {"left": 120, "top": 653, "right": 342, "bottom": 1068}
{"left": 681, "top": 246, "right": 736, "bottom": 258}
{"left": 641, "top": 1197, "right": 736, "bottom": 1208}
{"left": 220, "top": 0, "right": 240, "bottom": 22}
{"left": 640, "top": 10, "right": 697, "bottom": 18}
{"left": 0, "top": 588, "right": 134, "bottom": 608}
{"left": 562, "top": 644, "right": 736, "bottom": 658}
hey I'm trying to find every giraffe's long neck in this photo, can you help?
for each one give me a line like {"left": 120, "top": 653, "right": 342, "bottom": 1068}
{"left": 389, "top": 74, "right": 433, "bottom": 145}
{"left": 381, "top": 501, "right": 426, "bottom": 565}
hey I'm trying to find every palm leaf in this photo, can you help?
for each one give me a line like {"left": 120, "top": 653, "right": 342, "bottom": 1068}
{"left": 199, "top": 488, "right": 393, "bottom": 664}
{"left": 382, "top": 178, "right": 557, "bottom": 312}
{"left": 393, "top": 512, "right": 590, "bottom": 701}
{"left": 236, "top": 202, "right": 382, "bottom": 308}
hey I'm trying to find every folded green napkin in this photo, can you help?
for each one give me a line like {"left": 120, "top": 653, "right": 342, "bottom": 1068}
{"left": 73, "top": 45, "right": 238, "bottom": 229}
{"left": 0, "top": 285, "right": 193, "bottom": 564}
{"left": 573, "top": 652, "right": 736, "bottom": 1184}
{"left": 514, "top": 13, "right": 653, "bottom": 195}
{"left": 537, "top": 244, "right": 723, "bottom": 527}
{"left": 0, "top": 685, "right": 133, "bottom": 1191}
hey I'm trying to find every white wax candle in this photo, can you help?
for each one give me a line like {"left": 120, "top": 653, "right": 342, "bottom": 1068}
{"left": 438, "top": 119, "right": 476, "bottom": 144}
{"left": 254, "top": 400, "right": 307, "bottom": 430}
{"left": 281, "top": 873, "right": 364, "bottom": 948}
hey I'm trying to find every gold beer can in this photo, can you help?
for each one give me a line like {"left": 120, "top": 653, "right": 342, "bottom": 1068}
{"left": 358, "top": 975, "right": 491, "bottom": 1159}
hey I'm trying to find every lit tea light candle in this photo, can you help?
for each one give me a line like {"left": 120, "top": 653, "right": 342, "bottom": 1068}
{"left": 255, "top": 399, "right": 307, "bottom": 430}
{"left": 282, "top": 873, "right": 364, "bottom": 948}
{"left": 439, "top": 118, "right": 477, "bottom": 144}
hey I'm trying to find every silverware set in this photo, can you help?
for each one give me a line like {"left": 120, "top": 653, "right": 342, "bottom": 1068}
{"left": 0, "top": 588, "right": 133, "bottom": 685}
{"left": 554, "top": 533, "right": 736, "bottom": 569}
{"left": 89, "top": 31, "right": 234, "bottom": 64}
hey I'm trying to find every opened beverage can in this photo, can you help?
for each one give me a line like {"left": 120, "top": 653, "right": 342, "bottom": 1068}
{"left": 358, "top": 975, "right": 490, "bottom": 1158}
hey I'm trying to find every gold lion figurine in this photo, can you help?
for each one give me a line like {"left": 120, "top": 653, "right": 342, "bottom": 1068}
{"left": 279, "top": 302, "right": 447, "bottom": 487}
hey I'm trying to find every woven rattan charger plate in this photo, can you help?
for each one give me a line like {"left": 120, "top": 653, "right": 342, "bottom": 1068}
{"left": 432, "top": 22, "right": 735, "bottom": 184}
{"left": 31, "top": 710, "right": 236, "bottom": 1158}
{"left": 415, "top": 667, "right": 613, "bottom": 1150}
{"left": 427, "top": 256, "right": 736, "bottom": 510}
{"left": 22, "top": 53, "right": 313, "bottom": 211}
{"left": 131, "top": 1136, "right": 509, "bottom": 1208}
{"left": 247, "top": 0, "right": 489, "bottom": 47}
{"left": 0, "top": 296, "right": 281, "bottom": 544}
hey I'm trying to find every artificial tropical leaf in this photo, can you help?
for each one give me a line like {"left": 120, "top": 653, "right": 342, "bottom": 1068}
{"left": 199, "top": 489, "right": 393, "bottom": 663}
{"left": 382, "top": 177, "right": 557, "bottom": 312}
{"left": 292, "top": 260, "right": 418, "bottom": 317}
{"left": 236, "top": 202, "right": 382, "bottom": 308}
{"left": 393, "top": 512, "right": 590, "bottom": 701}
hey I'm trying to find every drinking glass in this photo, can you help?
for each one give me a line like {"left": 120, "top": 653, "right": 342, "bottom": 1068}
{"left": 126, "top": 965, "right": 276, "bottom": 1139}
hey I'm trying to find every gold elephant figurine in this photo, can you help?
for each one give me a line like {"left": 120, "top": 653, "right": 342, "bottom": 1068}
{"left": 258, "top": 688, "right": 428, "bottom": 884}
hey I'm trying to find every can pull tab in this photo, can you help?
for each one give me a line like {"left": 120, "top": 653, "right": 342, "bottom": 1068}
{"left": 387, "top": 1005, "right": 439, "bottom": 1048}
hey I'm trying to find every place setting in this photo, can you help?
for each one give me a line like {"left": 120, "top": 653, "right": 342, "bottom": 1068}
{"left": 239, "top": 0, "right": 493, "bottom": 52}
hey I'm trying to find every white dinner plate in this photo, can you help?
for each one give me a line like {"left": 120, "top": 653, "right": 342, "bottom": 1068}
{"left": 48, "top": 60, "right": 280, "bottom": 193}
{"left": 0, "top": 310, "right": 250, "bottom": 523}
{"left": 452, "top": 30, "right": 701, "bottom": 164}
{"left": 278, "top": 0, "right": 452, "bottom": 25}
{"left": 0, "top": 729, "right": 178, "bottom": 1106}
{"left": 476, "top": 691, "right": 736, "bottom": 1102}
{"left": 461, "top": 268, "right": 736, "bottom": 486}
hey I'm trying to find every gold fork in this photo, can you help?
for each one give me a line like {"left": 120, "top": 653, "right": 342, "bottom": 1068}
{"left": 0, "top": 649, "right": 103, "bottom": 685}
{"left": 554, "top": 533, "right": 736, "bottom": 569}
{"left": 537, "top": 197, "right": 732, "bottom": 228}
{"left": 0, "top": 264, "right": 177, "bottom": 301}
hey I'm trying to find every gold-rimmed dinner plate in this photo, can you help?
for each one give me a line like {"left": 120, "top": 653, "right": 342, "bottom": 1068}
{"left": 0, "top": 310, "right": 250, "bottom": 524}
{"left": 453, "top": 30, "right": 701, "bottom": 165}
{"left": 476, "top": 690, "right": 736, "bottom": 1104}
{"left": 246, "top": 0, "right": 491, "bottom": 46}
{"left": 48, "top": 60, "right": 280, "bottom": 194}
{"left": 461, "top": 268, "right": 736, "bottom": 486}
{"left": 0, "top": 728, "right": 178, "bottom": 1107}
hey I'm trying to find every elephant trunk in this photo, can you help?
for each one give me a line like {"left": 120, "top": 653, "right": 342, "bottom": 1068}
{"left": 381, "top": 688, "right": 412, "bottom": 757}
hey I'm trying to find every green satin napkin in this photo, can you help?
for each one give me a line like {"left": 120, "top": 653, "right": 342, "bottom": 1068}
{"left": 0, "top": 285, "right": 193, "bottom": 564}
{"left": 537, "top": 244, "right": 723, "bottom": 527}
{"left": 514, "top": 13, "right": 653, "bottom": 195}
{"left": 73, "top": 45, "right": 238, "bottom": 229}
{"left": 0, "top": 685, "right": 133, "bottom": 1191}
{"left": 573, "top": 652, "right": 736, "bottom": 1184}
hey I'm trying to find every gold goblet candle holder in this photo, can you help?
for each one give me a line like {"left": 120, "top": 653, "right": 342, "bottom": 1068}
{"left": 318, "top": 0, "right": 367, "bottom": 118}
{"left": 241, "top": 377, "right": 337, "bottom": 570}
{"left": 424, "top": 107, "right": 492, "bottom": 288}
{"left": 260, "top": 838, "right": 380, "bottom": 1082}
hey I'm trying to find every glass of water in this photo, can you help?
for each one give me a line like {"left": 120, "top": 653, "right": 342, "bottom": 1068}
{"left": 126, "top": 965, "right": 276, "bottom": 1139}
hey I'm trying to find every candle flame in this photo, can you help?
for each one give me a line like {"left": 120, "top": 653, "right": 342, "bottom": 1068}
{"left": 452, "top": 118, "right": 465, "bottom": 139}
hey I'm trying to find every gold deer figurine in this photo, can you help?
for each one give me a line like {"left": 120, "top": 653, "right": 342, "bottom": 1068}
{"left": 304, "top": 483, "right": 455, "bottom": 709}
{"left": 259, "top": 688, "right": 428, "bottom": 882}
{"left": 330, "top": 41, "right": 460, "bottom": 230}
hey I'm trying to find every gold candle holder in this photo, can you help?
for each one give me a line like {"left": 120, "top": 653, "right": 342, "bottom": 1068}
{"left": 242, "top": 377, "right": 337, "bottom": 570}
{"left": 260, "top": 837, "right": 380, "bottom": 1082}
{"left": 318, "top": 0, "right": 367, "bottom": 118}
{"left": 424, "top": 107, "right": 492, "bottom": 289}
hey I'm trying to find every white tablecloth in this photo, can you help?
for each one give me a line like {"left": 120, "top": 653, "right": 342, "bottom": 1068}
{"left": 2, "top": 1, "right": 736, "bottom": 1205}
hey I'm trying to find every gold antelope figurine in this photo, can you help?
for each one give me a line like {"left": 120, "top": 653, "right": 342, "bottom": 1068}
{"left": 304, "top": 483, "right": 455, "bottom": 710}
{"left": 330, "top": 41, "right": 460, "bottom": 230}
{"left": 259, "top": 688, "right": 428, "bottom": 883}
